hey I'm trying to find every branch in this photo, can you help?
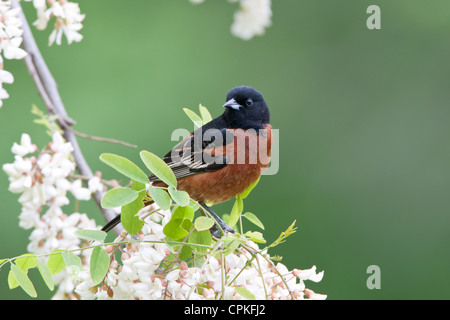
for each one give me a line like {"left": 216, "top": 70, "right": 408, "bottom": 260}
{"left": 68, "top": 127, "right": 138, "bottom": 148}
{"left": 13, "top": 2, "right": 123, "bottom": 234}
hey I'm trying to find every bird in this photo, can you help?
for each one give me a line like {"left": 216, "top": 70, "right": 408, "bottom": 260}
{"left": 102, "top": 86, "right": 272, "bottom": 236}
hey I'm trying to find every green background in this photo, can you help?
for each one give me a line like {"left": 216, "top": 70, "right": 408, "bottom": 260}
{"left": 1, "top": 0, "right": 450, "bottom": 299}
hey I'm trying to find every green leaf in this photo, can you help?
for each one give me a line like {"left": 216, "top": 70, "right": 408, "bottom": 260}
{"left": 140, "top": 150, "right": 177, "bottom": 188}
{"left": 148, "top": 186, "right": 171, "bottom": 210}
{"left": 75, "top": 229, "right": 107, "bottom": 242}
{"left": 62, "top": 252, "right": 82, "bottom": 273}
{"left": 242, "top": 212, "right": 265, "bottom": 230}
{"left": 198, "top": 104, "right": 212, "bottom": 124}
{"left": 163, "top": 206, "right": 194, "bottom": 240}
{"left": 194, "top": 216, "right": 215, "bottom": 231}
{"left": 90, "top": 246, "right": 110, "bottom": 286}
{"left": 36, "top": 260, "right": 54, "bottom": 291}
{"left": 15, "top": 254, "right": 37, "bottom": 271}
{"left": 163, "top": 219, "right": 190, "bottom": 240}
{"left": 10, "top": 264, "right": 37, "bottom": 298}
{"left": 130, "top": 177, "right": 145, "bottom": 190}
{"left": 168, "top": 186, "right": 190, "bottom": 207}
{"left": 245, "top": 231, "right": 266, "bottom": 244}
{"left": 179, "top": 205, "right": 195, "bottom": 220}
{"left": 178, "top": 245, "right": 192, "bottom": 261}
{"left": 101, "top": 187, "right": 139, "bottom": 209}
{"left": 189, "top": 229, "right": 212, "bottom": 246}
{"left": 7, "top": 271, "right": 19, "bottom": 289}
{"left": 228, "top": 195, "right": 243, "bottom": 227}
{"left": 8, "top": 254, "right": 37, "bottom": 289}
{"left": 270, "top": 255, "right": 283, "bottom": 262}
{"left": 131, "top": 179, "right": 146, "bottom": 192}
{"left": 188, "top": 230, "right": 212, "bottom": 254}
{"left": 121, "top": 189, "right": 145, "bottom": 235}
{"left": 268, "top": 220, "right": 297, "bottom": 249}
{"left": 240, "top": 176, "right": 260, "bottom": 199}
{"left": 183, "top": 108, "right": 203, "bottom": 128}
{"left": 235, "top": 286, "right": 256, "bottom": 300}
{"left": 47, "top": 250, "right": 66, "bottom": 275}
{"left": 100, "top": 153, "right": 149, "bottom": 184}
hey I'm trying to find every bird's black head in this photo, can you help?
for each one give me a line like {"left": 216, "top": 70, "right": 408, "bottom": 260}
{"left": 221, "top": 86, "right": 270, "bottom": 129}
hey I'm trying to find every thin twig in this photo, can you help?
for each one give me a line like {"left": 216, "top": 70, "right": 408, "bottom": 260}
{"left": 13, "top": 1, "right": 122, "bottom": 234}
{"left": 68, "top": 127, "right": 138, "bottom": 148}
{"left": 259, "top": 253, "right": 296, "bottom": 300}
{"left": 69, "top": 173, "right": 120, "bottom": 188}
{"left": 253, "top": 253, "right": 269, "bottom": 299}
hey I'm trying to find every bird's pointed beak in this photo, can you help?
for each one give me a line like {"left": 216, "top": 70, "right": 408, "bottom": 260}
{"left": 223, "top": 98, "right": 242, "bottom": 110}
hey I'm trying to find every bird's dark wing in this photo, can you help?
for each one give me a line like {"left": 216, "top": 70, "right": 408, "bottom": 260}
{"left": 149, "top": 127, "right": 235, "bottom": 182}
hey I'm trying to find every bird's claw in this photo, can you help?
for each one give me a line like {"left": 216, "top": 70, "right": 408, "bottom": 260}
{"left": 209, "top": 224, "right": 235, "bottom": 238}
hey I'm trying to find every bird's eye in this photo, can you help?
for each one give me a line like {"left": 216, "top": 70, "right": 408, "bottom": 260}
{"left": 246, "top": 98, "right": 253, "bottom": 106}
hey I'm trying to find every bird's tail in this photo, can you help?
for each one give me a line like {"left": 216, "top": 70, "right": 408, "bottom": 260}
{"left": 101, "top": 214, "right": 122, "bottom": 233}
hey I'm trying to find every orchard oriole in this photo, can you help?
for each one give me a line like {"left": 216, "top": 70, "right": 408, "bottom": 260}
{"left": 102, "top": 86, "right": 272, "bottom": 236}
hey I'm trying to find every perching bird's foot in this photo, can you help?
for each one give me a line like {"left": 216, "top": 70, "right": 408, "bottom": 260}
{"left": 201, "top": 203, "right": 235, "bottom": 237}
{"left": 209, "top": 223, "right": 235, "bottom": 238}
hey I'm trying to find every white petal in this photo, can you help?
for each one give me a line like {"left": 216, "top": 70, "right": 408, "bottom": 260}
{"left": 48, "top": 29, "right": 57, "bottom": 46}
{"left": 0, "top": 69, "right": 14, "bottom": 84}
{"left": 0, "top": 87, "right": 9, "bottom": 99}
{"left": 3, "top": 45, "right": 27, "bottom": 60}
{"left": 33, "top": 0, "right": 46, "bottom": 9}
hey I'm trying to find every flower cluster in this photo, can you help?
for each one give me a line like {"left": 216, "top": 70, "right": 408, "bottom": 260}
{"left": 230, "top": 0, "right": 272, "bottom": 41}
{"left": 3, "top": 132, "right": 103, "bottom": 230}
{"left": 0, "top": 0, "right": 84, "bottom": 108}
{"left": 23, "top": 0, "right": 85, "bottom": 46}
{"left": 190, "top": 0, "right": 272, "bottom": 40}
{"left": 3, "top": 132, "right": 102, "bottom": 297}
{"left": 75, "top": 208, "right": 326, "bottom": 300}
{"left": 0, "top": 0, "right": 27, "bottom": 107}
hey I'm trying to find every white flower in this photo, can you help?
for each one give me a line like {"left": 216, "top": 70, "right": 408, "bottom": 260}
{"left": 24, "top": 0, "right": 86, "bottom": 46}
{"left": 50, "top": 131, "right": 73, "bottom": 155}
{"left": 70, "top": 179, "right": 91, "bottom": 201}
{"left": 293, "top": 265, "right": 324, "bottom": 283}
{"left": 18, "top": 204, "right": 40, "bottom": 229}
{"left": 11, "top": 133, "right": 36, "bottom": 156}
{"left": 4, "top": 155, "right": 33, "bottom": 193}
{"left": 166, "top": 269, "right": 180, "bottom": 282}
{"left": 48, "top": 27, "right": 62, "bottom": 46}
{"left": 73, "top": 215, "right": 326, "bottom": 300}
{"left": 190, "top": 0, "right": 272, "bottom": 41}
{"left": 230, "top": 0, "right": 272, "bottom": 40}
{"left": 0, "top": 3, "right": 25, "bottom": 40}
{"left": 42, "top": 1, "right": 85, "bottom": 46}
{"left": 3, "top": 37, "right": 27, "bottom": 59}
{"left": 0, "top": 87, "right": 9, "bottom": 102}
{"left": 23, "top": 0, "right": 85, "bottom": 45}
{"left": 0, "top": 69, "right": 14, "bottom": 84}
{"left": 0, "top": 0, "right": 27, "bottom": 108}
{"left": 22, "top": 0, "right": 46, "bottom": 10}
{"left": 4, "top": 132, "right": 104, "bottom": 299}
{"left": 87, "top": 176, "right": 103, "bottom": 193}
{"left": 304, "top": 289, "right": 327, "bottom": 300}
{"left": 32, "top": 6, "right": 48, "bottom": 30}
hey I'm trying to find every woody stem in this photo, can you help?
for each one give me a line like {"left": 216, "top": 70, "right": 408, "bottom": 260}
{"left": 12, "top": 1, "right": 122, "bottom": 235}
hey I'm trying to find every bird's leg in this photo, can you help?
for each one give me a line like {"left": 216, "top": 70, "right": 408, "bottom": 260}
{"left": 200, "top": 203, "right": 235, "bottom": 237}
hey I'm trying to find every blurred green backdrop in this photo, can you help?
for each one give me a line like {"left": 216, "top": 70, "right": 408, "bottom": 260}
{"left": 1, "top": 0, "right": 450, "bottom": 299}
